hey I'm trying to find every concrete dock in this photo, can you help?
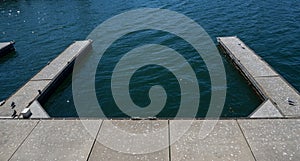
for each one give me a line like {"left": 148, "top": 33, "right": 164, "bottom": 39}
{"left": 0, "top": 119, "right": 299, "bottom": 161}
{"left": 0, "top": 37, "right": 299, "bottom": 161}
{"left": 0, "top": 40, "right": 92, "bottom": 118}
{"left": 218, "top": 36, "right": 300, "bottom": 118}
{"left": 0, "top": 41, "right": 15, "bottom": 56}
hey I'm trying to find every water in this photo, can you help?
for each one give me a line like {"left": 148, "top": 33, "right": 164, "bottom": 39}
{"left": 1, "top": 0, "right": 299, "bottom": 118}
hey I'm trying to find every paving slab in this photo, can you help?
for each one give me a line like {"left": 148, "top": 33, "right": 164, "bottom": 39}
{"left": 238, "top": 119, "right": 300, "bottom": 161}
{"left": 256, "top": 77, "right": 300, "bottom": 116}
{"left": 88, "top": 120, "right": 169, "bottom": 161}
{"left": 0, "top": 120, "right": 39, "bottom": 161}
{"left": 250, "top": 99, "right": 283, "bottom": 118}
{"left": 10, "top": 120, "right": 101, "bottom": 161}
{"left": 170, "top": 120, "right": 255, "bottom": 161}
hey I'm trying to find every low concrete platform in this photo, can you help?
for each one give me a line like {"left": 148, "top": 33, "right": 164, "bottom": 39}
{"left": 218, "top": 36, "right": 300, "bottom": 117}
{"left": 0, "top": 40, "right": 92, "bottom": 118}
{"left": 0, "top": 41, "right": 15, "bottom": 56}
{"left": 0, "top": 119, "right": 299, "bottom": 161}
{"left": 250, "top": 99, "right": 282, "bottom": 118}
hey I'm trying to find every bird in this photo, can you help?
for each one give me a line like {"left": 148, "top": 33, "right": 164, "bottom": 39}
{"left": 289, "top": 102, "right": 296, "bottom": 106}
{"left": 287, "top": 97, "right": 296, "bottom": 106}
{"left": 11, "top": 102, "right": 16, "bottom": 109}
{"left": 11, "top": 110, "right": 17, "bottom": 118}
{"left": 287, "top": 97, "right": 295, "bottom": 103}
{"left": 38, "top": 90, "right": 42, "bottom": 94}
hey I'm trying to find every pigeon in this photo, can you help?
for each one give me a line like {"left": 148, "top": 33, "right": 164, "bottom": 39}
{"left": 11, "top": 102, "right": 16, "bottom": 109}
{"left": 287, "top": 97, "right": 296, "bottom": 106}
{"left": 11, "top": 110, "right": 17, "bottom": 118}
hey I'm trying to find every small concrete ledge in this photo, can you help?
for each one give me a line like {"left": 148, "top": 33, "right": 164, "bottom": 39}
{"left": 28, "top": 100, "right": 50, "bottom": 118}
{"left": 250, "top": 99, "right": 282, "bottom": 118}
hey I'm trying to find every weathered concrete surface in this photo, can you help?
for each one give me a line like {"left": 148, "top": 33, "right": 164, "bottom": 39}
{"left": 31, "top": 40, "right": 92, "bottom": 81}
{"left": 218, "top": 36, "right": 300, "bottom": 117}
{"left": 170, "top": 120, "right": 255, "bottom": 161}
{"left": 28, "top": 100, "right": 49, "bottom": 118}
{"left": 0, "top": 120, "right": 38, "bottom": 161}
{"left": 88, "top": 120, "right": 169, "bottom": 161}
{"left": 250, "top": 99, "right": 282, "bottom": 118}
{"left": 238, "top": 119, "right": 300, "bottom": 161}
{"left": 0, "top": 40, "right": 92, "bottom": 118}
{"left": 218, "top": 37, "right": 278, "bottom": 78}
{"left": 256, "top": 77, "right": 300, "bottom": 116}
{"left": 0, "top": 80, "right": 51, "bottom": 117}
{"left": 10, "top": 120, "right": 101, "bottom": 161}
{"left": 0, "top": 119, "right": 299, "bottom": 161}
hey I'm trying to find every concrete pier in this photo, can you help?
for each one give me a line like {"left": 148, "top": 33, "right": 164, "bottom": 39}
{"left": 0, "top": 41, "right": 15, "bottom": 56}
{"left": 218, "top": 36, "right": 300, "bottom": 117}
{"left": 0, "top": 40, "right": 92, "bottom": 118}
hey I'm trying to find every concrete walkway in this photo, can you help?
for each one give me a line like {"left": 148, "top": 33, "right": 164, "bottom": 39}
{"left": 0, "top": 119, "right": 299, "bottom": 161}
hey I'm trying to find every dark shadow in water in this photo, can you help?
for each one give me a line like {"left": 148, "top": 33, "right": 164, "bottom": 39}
{"left": 0, "top": 51, "right": 18, "bottom": 64}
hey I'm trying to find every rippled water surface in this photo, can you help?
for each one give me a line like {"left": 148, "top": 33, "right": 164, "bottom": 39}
{"left": 1, "top": 0, "right": 299, "bottom": 117}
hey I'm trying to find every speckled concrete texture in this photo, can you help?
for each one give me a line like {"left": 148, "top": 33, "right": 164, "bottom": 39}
{"left": 170, "top": 120, "right": 255, "bottom": 161}
{"left": 88, "top": 120, "right": 169, "bottom": 161}
{"left": 218, "top": 36, "right": 300, "bottom": 117}
{"left": 256, "top": 77, "right": 300, "bottom": 116}
{"left": 0, "top": 40, "right": 92, "bottom": 118}
{"left": 0, "top": 80, "right": 51, "bottom": 116}
{"left": 250, "top": 99, "right": 282, "bottom": 118}
{"left": 9, "top": 120, "right": 101, "bottom": 161}
{"left": 238, "top": 119, "right": 300, "bottom": 161}
{"left": 0, "top": 120, "right": 38, "bottom": 161}
{"left": 1, "top": 119, "right": 300, "bottom": 161}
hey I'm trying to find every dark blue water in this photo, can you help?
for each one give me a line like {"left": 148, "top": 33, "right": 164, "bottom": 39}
{"left": 1, "top": 0, "right": 299, "bottom": 118}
